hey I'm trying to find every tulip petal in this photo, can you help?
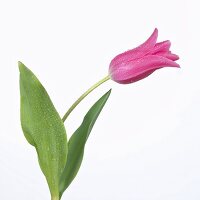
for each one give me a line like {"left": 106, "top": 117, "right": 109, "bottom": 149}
{"left": 110, "top": 28, "right": 158, "bottom": 69}
{"left": 110, "top": 55, "right": 180, "bottom": 84}
{"left": 151, "top": 40, "right": 171, "bottom": 54}
{"left": 114, "top": 69, "right": 157, "bottom": 84}
{"left": 155, "top": 52, "right": 179, "bottom": 61}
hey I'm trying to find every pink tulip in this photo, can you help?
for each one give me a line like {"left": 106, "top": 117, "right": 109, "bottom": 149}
{"left": 109, "top": 28, "right": 180, "bottom": 84}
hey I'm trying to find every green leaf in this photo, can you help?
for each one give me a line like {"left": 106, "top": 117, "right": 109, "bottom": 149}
{"left": 19, "top": 62, "right": 68, "bottom": 199}
{"left": 59, "top": 89, "right": 111, "bottom": 196}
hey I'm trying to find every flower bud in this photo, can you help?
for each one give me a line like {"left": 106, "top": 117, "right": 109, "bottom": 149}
{"left": 109, "top": 28, "right": 179, "bottom": 84}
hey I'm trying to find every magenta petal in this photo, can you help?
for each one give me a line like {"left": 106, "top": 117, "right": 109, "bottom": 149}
{"left": 134, "top": 28, "right": 158, "bottom": 53}
{"left": 110, "top": 28, "right": 158, "bottom": 69}
{"left": 166, "top": 53, "right": 179, "bottom": 61}
{"left": 110, "top": 55, "right": 180, "bottom": 84}
{"left": 114, "top": 69, "right": 157, "bottom": 84}
{"left": 155, "top": 52, "right": 179, "bottom": 61}
{"left": 151, "top": 40, "right": 171, "bottom": 54}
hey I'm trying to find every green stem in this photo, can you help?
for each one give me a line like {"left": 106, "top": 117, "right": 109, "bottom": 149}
{"left": 51, "top": 196, "right": 59, "bottom": 200}
{"left": 62, "top": 75, "right": 110, "bottom": 122}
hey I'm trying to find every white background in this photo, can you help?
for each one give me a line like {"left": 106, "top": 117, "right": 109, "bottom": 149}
{"left": 0, "top": 0, "right": 199, "bottom": 199}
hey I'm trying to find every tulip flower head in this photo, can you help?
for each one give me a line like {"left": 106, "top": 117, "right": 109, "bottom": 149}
{"left": 109, "top": 28, "right": 180, "bottom": 84}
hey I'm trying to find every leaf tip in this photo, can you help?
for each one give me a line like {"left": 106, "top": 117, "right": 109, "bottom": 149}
{"left": 105, "top": 88, "right": 112, "bottom": 99}
{"left": 18, "top": 61, "right": 26, "bottom": 73}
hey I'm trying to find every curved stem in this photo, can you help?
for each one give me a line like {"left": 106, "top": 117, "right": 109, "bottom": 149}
{"left": 62, "top": 75, "right": 110, "bottom": 122}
